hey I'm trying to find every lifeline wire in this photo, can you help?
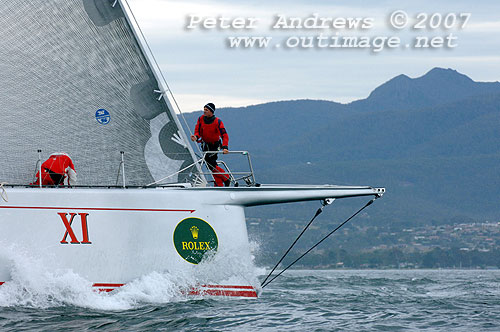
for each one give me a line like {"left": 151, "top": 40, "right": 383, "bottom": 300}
{"left": 262, "top": 197, "right": 378, "bottom": 289}
{"left": 261, "top": 203, "right": 327, "bottom": 287}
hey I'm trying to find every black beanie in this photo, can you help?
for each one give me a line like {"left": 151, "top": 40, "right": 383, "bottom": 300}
{"left": 204, "top": 103, "right": 216, "bottom": 113}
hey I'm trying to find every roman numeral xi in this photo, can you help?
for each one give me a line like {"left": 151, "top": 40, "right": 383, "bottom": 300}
{"left": 58, "top": 212, "right": 92, "bottom": 244}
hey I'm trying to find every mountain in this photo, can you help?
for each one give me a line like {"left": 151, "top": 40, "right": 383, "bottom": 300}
{"left": 180, "top": 68, "right": 500, "bottom": 225}
{"left": 350, "top": 67, "right": 500, "bottom": 112}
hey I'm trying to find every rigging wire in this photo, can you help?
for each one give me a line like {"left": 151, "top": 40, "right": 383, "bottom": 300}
{"left": 32, "top": 159, "right": 41, "bottom": 185}
{"left": 120, "top": 0, "right": 201, "bottom": 155}
{"left": 261, "top": 197, "right": 378, "bottom": 289}
{"left": 0, "top": 183, "right": 8, "bottom": 202}
{"left": 260, "top": 199, "right": 333, "bottom": 287}
{"left": 146, "top": 158, "right": 204, "bottom": 186}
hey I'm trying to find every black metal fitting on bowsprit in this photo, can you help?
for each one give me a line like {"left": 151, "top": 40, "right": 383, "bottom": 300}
{"left": 322, "top": 198, "right": 335, "bottom": 206}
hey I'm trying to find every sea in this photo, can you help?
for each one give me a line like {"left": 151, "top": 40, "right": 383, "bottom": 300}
{"left": 0, "top": 267, "right": 498, "bottom": 331}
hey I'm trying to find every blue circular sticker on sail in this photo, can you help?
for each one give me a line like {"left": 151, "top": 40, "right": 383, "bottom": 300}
{"left": 95, "top": 109, "right": 110, "bottom": 125}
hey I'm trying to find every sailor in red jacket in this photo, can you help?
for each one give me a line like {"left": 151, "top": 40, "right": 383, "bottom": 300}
{"left": 190, "top": 103, "right": 230, "bottom": 187}
{"left": 32, "top": 152, "right": 77, "bottom": 186}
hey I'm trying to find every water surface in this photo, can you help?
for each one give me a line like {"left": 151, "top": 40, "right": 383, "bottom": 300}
{"left": 1, "top": 269, "right": 499, "bottom": 331}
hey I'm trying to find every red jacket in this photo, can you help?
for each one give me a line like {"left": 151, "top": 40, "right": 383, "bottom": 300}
{"left": 33, "top": 153, "right": 76, "bottom": 186}
{"left": 194, "top": 115, "right": 229, "bottom": 149}
{"left": 42, "top": 153, "right": 75, "bottom": 175}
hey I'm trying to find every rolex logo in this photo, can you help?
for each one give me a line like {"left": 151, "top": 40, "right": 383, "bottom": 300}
{"left": 190, "top": 226, "right": 199, "bottom": 239}
{"left": 174, "top": 218, "right": 219, "bottom": 265}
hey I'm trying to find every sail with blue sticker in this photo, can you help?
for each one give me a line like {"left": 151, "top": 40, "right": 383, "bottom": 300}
{"left": 0, "top": 0, "right": 202, "bottom": 186}
{"left": 95, "top": 109, "right": 111, "bottom": 125}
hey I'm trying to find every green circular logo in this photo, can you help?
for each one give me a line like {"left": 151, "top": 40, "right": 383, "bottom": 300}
{"left": 173, "top": 217, "right": 218, "bottom": 264}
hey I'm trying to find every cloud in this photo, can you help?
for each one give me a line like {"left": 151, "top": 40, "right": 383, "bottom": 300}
{"left": 169, "top": 93, "right": 272, "bottom": 113}
{"left": 466, "top": 21, "right": 500, "bottom": 32}
{"left": 125, "top": 0, "right": 500, "bottom": 110}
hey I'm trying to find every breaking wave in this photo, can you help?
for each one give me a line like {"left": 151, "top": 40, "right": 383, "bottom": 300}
{"left": 0, "top": 241, "right": 263, "bottom": 310}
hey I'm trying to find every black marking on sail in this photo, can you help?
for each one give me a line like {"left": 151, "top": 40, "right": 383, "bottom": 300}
{"left": 158, "top": 121, "right": 197, "bottom": 183}
{"left": 178, "top": 159, "right": 197, "bottom": 183}
{"left": 130, "top": 78, "right": 165, "bottom": 120}
{"left": 83, "top": 0, "right": 124, "bottom": 27}
{"left": 158, "top": 121, "right": 187, "bottom": 160}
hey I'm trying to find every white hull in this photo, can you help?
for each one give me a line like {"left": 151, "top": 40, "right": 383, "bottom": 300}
{"left": 0, "top": 185, "right": 383, "bottom": 297}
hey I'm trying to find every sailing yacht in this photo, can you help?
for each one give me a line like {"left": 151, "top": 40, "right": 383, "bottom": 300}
{"left": 0, "top": 0, "right": 384, "bottom": 297}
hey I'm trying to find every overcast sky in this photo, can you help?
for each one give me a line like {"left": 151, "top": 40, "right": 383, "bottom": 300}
{"left": 126, "top": 0, "right": 500, "bottom": 113}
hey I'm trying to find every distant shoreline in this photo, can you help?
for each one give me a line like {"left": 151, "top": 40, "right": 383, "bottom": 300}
{"left": 265, "top": 267, "right": 500, "bottom": 271}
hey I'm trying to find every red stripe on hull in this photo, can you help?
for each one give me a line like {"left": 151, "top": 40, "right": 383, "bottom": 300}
{"left": 0, "top": 282, "right": 257, "bottom": 297}
{"left": 92, "top": 283, "right": 125, "bottom": 287}
{"left": 0, "top": 206, "right": 195, "bottom": 213}
{"left": 201, "top": 284, "right": 255, "bottom": 290}
{"left": 189, "top": 289, "right": 258, "bottom": 298}
{"left": 97, "top": 288, "right": 115, "bottom": 293}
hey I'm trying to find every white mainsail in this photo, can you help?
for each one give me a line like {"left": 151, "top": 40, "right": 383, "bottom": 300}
{"left": 0, "top": 0, "right": 200, "bottom": 186}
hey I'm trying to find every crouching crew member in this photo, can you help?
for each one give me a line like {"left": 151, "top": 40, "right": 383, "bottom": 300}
{"left": 190, "top": 103, "right": 230, "bottom": 187}
{"left": 32, "top": 152, "right": 77, "bottom": 186}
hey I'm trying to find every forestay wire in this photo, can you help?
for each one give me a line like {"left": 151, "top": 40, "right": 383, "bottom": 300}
{"left": 120, "top": 0, "right": 199, "bottom": 152}
{"left": 261, "top": 197, "right": 379, "bottom": 289}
